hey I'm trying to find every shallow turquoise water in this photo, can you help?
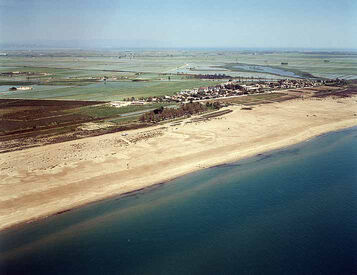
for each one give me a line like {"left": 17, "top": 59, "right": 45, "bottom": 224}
{"left": 1, "top": 127, "right": 356, "bottom": 274}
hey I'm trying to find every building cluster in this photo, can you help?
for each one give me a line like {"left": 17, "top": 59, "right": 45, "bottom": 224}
{"left": 8, "top": 86, "right": 33, "bottom": 91}
{"left": 164, "top": 79, "right": 322, "bottom": 102}
{"left": 121, "top": 79, "right": 323, "bottom": 105}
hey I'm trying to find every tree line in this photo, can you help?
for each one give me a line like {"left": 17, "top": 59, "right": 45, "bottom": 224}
{"left": 193, "top": 74, "right": 231, "bottom": 79}
{"left": 139, "top": 102, "right": 221, "bottom": 123}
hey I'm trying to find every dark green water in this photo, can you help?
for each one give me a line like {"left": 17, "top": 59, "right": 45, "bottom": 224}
{"left": 1, "top": 127, "right": 357, "bottom": 275}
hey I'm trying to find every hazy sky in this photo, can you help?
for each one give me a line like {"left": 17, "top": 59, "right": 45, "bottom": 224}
{"left": 1, "top": 0, "right": 356, "bottom": 48}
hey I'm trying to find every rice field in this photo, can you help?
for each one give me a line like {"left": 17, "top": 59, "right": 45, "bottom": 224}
{"left": 0, "top": 50, "right": 356, "bottom": 101}
{"left": 0, "top": 79, "right": 222, "bottom": 101}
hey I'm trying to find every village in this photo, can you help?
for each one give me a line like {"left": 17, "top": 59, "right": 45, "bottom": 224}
{"left": 121, "top": 78, "right": 324, "bottom": 105}
{"left": 170, "top": 79, "right": 322, "bottom": 102}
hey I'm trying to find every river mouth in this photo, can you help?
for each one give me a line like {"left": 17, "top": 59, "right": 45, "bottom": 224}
{"left": 225, "top": 63, "right": 314, "bottom": 78}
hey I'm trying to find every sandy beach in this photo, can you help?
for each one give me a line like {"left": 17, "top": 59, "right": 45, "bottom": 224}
{"left": 1, "top": 96, "right": 356, "bottom": 231}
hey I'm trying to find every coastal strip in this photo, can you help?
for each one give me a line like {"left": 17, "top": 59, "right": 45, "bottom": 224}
{"left": 0, "top": 96, "right": 356, "bottom": 231}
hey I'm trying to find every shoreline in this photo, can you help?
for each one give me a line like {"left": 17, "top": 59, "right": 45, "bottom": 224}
{"left": 1, "top": 96, "right": 356, "bottom": 232}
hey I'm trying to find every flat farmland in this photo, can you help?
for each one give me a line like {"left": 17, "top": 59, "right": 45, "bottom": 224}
{"left": 1, "top": 50, "right": 357, "bottom": 103}
{"left": 0, "top": 99, "right": 169, "bottom": 152}
{"left": 0, "top": 99, "right": 105, "bottom": 134}
{"left": 0, "top": 79, "right": 222, "bottom": 101}
{"left": 224, "top": 52, "right": 357, "bottom": 80}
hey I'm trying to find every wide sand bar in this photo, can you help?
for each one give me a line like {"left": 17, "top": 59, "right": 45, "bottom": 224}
{"left": 1, "top": 96, "right": 356, "bottom": 231}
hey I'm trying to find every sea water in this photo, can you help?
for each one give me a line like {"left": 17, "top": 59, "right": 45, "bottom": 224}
{"left": 1, "top": 127, "right": 356, "bottom": 274}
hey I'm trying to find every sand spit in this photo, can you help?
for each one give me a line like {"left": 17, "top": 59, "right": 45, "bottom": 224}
{"left": 1, "top": 96, "right": 357, "bottom": 231}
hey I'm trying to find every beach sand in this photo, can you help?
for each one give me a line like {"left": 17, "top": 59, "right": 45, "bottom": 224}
{"left": 1, "top": 96, "right": 356, "bottom": 231}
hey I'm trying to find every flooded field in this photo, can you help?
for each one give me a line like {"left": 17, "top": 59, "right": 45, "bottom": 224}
{"left": 0, "top": 50, "right": 356, "bottom": 102}
{"left": 231, "top": 64, "right": 302, "bottom": 78}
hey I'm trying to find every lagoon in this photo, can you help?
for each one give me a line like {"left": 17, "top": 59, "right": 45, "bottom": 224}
{"left": 233, "top": 64, "right": 302, "bottom": 78}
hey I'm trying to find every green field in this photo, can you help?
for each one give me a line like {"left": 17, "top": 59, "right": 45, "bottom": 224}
{"left": 0, "top": 79, "right": 222, "bottom": 101}
{"left": 1, "top": 50, "right": 356, "bottom": 102}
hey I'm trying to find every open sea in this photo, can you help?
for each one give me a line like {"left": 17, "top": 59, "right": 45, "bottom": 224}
{"left": 1, "top": 127, "right": 356, "bottom": 274}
